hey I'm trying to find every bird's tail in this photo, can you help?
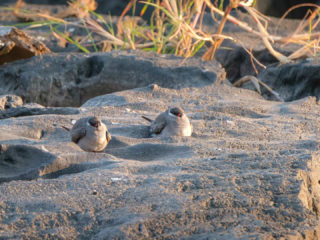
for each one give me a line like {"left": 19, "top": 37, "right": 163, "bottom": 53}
{"left": 141, "top": 116, "right": 153, "bottom": 122}
{"left": 61, "top": 126, "right": 71, "bottom": 131}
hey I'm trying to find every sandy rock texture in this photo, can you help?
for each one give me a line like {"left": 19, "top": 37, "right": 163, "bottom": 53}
{"left": 0, "top": 74, "right": 320, "bottom": 239}
{"left": 0, "top": 2, "right": 320, "bottom": 238}
{"left": 0, "top": 51, "right": 224, "bottom": 107}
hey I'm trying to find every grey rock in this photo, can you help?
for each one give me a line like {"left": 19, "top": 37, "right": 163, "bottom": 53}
{"left": 0, "top": 50, "right": 225, "bottom": 107}
{"left": 254, "top": 0, "right": 320, "bottom": 19}
{"left": 0, "top": 94, "right": 79, "bottom": 119}
{"left": 0, "top": 144, "right": 56, "bottom": 182}
{"left": 0, "top": 94, "right": 23, "bottom": 110}
{"left": 201, "top": 11, "right": 319, "bottom": 102}
{"left": 0, "top": 26, "right": 50, "bottom": 65}
{"left": 202, "top": 12, "right": 302, "bottom": 86}
{"left": 215, "top": 40, "right": 281, "bottom": 83}
{"left": 0, "top": 106, "right": 79, "bottom": 119}
{"left": 256, "top": 59, "right": 320, "bottom": 101}
{"left": 0, "top": 83, "right": 319, "bottom": 239}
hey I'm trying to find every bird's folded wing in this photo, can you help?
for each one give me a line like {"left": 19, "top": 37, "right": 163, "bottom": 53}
{"left": 71, "top": 128, "right": 86, "bottom": 143}
{"left": 150, "top": 113, "right": 166, "bottom": 134}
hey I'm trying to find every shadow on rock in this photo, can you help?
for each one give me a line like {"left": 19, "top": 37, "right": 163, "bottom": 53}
{"left": 0, "top": 144, "right": 55, "bottom": 183}
{"left": 0, "top": 144, "right": 116, "bottom": 182}
{"left": 107, "top": 143, "right": 193, "bottom": 161}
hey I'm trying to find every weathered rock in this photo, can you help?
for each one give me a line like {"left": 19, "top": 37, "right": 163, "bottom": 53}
{"left": 0, "top": 106, "right": 79, "bottom": 119}
{"left": 201, "top": 11, "right": 304, "bottom": 85}
{"left": 0, "top": 2, "right": 320, "bottom": 239}
{"left": 0, "top": 143, "right": 115, "bottom": 183}
{"left": 0, "top": 26, "right": 50, "bottom": 65}
{"left": 201, "top": 11, "right": 318, "bottom": 102}
{"left": 254, "top": 0, "right": 320, "bottom": 19}
{"left": 0, "top": 95, "right": 79, "bottom": 119}
{"left": 0, "top": 144, "right": 56, "bottom": 182}
{"left": 255, "top": 59, "right": 320, "bottom": 101}
{"left": 215, "top": 40, "right": 281, "bottom": 82}
{"left": 0, "top": 83, "right": 319, "bottom": 239}
{"left": 0, "top": 94, "right": 23, "bottom": 110}
{"left": 0, "top": 50, "right": 225, "bottom": 107}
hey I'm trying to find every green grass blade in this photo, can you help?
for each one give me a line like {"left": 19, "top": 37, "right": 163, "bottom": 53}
{"left": 191, "top": 40, "right": 205, "bottom": 56}
{"left": 140, "top": 0, "right": 151, "bottom": 16}
{"left": 140, "top": 1, "right": 177, "bottom": 23}
{"left": 50, "top": 25, "right": 90, "bottom": 53}
{"left": 219, "top": 0, "right": 225, "bottom": 10}
{"left": 82, "top": 19, "right": 99, "bottom": 52}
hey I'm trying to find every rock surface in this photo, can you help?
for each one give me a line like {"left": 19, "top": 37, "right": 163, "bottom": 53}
{"left": 0, "top": 94, "right": 23, "bottom": 110}
{"left": 0, "top": 50, "right": 225, "bottom": 107}
{"left": 0, "top": 81, "right": 320, "bottom": 239}
{"left": 0, "top": 2, "right": 320, "bottom": 239}
{"left": 0, "top": 26, "right": 50, "bottom": 65}
{"left": 0, "top": 94, "right": 79, "bottom": 119}
{"left": 202, "top": 11, "right": 320, "bottom": 102}
{"left": 255, "top": 59, "right": 320, "bottom": 101}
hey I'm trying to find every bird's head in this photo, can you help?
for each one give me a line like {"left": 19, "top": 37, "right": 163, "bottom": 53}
{"left": 169, "top": 107, "right": 184, "bottom": 118}
{"left": 88, "top": 117, "right": 102, "bottom": 129}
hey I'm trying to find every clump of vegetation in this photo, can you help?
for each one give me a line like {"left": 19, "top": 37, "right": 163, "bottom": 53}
{"left": 4, "top": 0, "right": 320, "bottom": 64}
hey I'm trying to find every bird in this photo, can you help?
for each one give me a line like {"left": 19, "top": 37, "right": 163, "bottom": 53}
{"left": 142, "top": 107, "right": 192, "bottom": 137}
{"left": 70, "top": 116, "right": 111, "bottom": 152}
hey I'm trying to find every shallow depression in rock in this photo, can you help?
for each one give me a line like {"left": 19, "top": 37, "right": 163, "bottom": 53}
{"left": 107, "top": 143, "right": 193, "bottom": 161}
{"left": 0, "top": 144, "right": 56, "bottom": 183}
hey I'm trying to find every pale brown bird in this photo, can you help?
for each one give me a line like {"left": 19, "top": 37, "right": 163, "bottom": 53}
{"left": 70, "top": 116, "right": 111, "bottom": 152}
{"left": 142, "top": 107, "right": 192, "bottom": 137}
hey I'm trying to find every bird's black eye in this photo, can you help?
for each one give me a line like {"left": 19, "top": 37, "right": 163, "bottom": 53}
{"left": 170, "top": 107, "right": 183, "bottom": 117}
{"left": 172, "top": 112, "right": 182, "bottom": 117}
{"left": 90, "top": 122, "right": 99, "bottom": 128}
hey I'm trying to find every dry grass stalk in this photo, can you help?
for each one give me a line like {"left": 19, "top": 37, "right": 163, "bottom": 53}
{"left": 12, "top": 0, "right": 96, "bottom": 21}
{"left": 202, "top": 0, "right": 239, "bottom": 60}
{"left": 13, "top": 0, "right": 50, "bottom": 22}
{"left": 287, "top": 40, "right": 317, "bottom": 60}
{"left": 233, "top": 75, "right": 284, "bottom": 101}
{"left": 236, "top": 41, "right": 267, "bottom": 71}
{"left": 203, "top": 0, "right": 264, "bottom": 38}
{"left": 203, "top": 0, "right": 320, "bottom": 62}
{"left": 275, "top": 3, "right": 320, "bottom": 59}
{"left": 57, "top": 0, "right": 97, "bottom": 19}
{"left": 243, "top": 5, "right": 291, "bottom": 64}
{"left": 10, "top": 0, "right": 320, "bottom": 63}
